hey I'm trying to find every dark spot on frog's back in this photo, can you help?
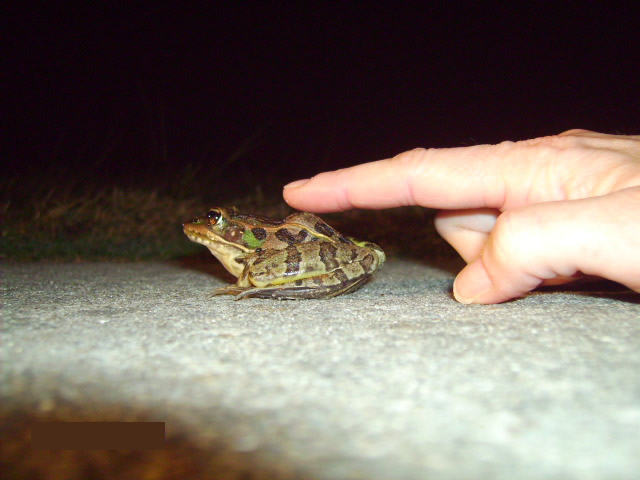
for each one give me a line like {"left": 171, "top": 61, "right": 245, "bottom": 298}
{"left": 275, "top": 228, "right": 295, "bottom": 245}
{"left": 294, "top": 229, "right": 308, "bottom": 243}
{"left": 314, "top": 221, "right": 335, "bottom": 238}
{"left": 276, "top": 228, "right": 308, "bottom": 245}
{"left": 251, "top": 227, "right": 267, "bottom": 240}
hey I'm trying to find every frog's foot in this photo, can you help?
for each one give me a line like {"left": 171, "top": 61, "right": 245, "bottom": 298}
{"left": 211, "top": 284, "right": 249, "bottom": 296}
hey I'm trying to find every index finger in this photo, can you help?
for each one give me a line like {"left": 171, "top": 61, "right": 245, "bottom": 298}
{"left": 283, "top": 133, "right": 640, "bottom": 213}
{"left": 283, "top": 143, "right": 527, "bottom": 212}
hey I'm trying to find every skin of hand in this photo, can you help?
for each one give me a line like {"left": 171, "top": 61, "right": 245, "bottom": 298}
{"left": 283, "top": 130, "right": 640, "bottom": 304}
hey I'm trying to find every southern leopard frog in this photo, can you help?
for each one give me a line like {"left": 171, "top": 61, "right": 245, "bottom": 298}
{"left": 183, "top": 207, "right": 385, "bottom": 299}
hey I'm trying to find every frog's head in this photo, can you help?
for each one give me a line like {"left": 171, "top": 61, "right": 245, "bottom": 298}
{"left": 183, "top": 207, "right": 257, "bottom": 277}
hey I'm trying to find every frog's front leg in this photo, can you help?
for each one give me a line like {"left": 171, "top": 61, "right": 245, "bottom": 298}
{"left": 211, "top": 284, "right": 249, "bottom": 296}
{"left": 210, "top": 254, "right": 255, "bottom": 296}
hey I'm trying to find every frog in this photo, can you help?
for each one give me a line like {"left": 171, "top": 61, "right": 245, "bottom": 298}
{"left": 182, "top": 207, "right": 385, "bottom": 299}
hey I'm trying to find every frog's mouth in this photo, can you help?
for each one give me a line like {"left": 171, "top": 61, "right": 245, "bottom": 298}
{"left": 184, "top": 231, "right": 216, "bottom": 247}
{"left": 183, "top": 227, "right": 248, "bottom": 277}
{"left": 184, "top": 228, "right": 250, "bottom": 251}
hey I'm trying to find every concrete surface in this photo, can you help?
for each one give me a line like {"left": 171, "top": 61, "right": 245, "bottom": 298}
{"left": 2, "top": 260, "right": 640, "bottom": 479}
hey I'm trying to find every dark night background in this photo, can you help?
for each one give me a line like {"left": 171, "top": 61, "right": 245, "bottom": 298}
{"left": 5, "top": 3, "right": 640, "bottom": 197}
{"left": 3, "top": 6, "right": 640, "bottom": 477}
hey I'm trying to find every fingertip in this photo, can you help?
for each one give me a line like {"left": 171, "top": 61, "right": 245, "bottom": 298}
{"left": 282, "top": 172, "right": 350, "bottom": 212}
{"left": 283, "top": 178, "right": 310, "bottom": 207}
{"left": 283, "top": 178, "right": 310, "bottom": 189}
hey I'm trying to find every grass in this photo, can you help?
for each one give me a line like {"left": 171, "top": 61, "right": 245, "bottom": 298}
{"left": 2, "top": 187, "right": 197, "bottom": 260}
{"left": 1, "top": 167, "right": 455, "bottom": 262}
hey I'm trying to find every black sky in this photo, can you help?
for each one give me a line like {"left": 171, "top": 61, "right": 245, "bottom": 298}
{"left": 5, "top": 3, "right": 639, "bottom": 189}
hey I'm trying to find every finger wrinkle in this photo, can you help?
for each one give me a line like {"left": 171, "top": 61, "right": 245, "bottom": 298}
{"left": 404, "top": 175, "right": 418, "bottom": 206}
{"left": 482, "top": 174, "right": 507, "bottom": 210}
{"left": 392, "top": 148, "right": 432, "bottom": 206}
{"left": 332, "top": 169, "right": 357, "bottom": 210}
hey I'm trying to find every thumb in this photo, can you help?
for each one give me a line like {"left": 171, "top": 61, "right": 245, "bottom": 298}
{"left": 452, "top": 187, "right": 640, "bottom": 304}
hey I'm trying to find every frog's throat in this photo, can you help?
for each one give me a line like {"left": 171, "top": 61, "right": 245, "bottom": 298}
{"left": 185, "top": 232, "right": 247, "bottom": 278}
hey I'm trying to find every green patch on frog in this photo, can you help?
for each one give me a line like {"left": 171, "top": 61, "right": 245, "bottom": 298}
{"left": 242, "top": 229, "right": 265, "bottom": 248}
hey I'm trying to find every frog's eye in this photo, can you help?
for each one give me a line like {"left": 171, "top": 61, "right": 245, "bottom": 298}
{"left": 207, "top": 209, "right": 222, "bottom": 223}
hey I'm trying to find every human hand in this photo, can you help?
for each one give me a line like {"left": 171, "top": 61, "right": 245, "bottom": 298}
{"left": 283, "top": 130, "right": 640, "bottom": 304}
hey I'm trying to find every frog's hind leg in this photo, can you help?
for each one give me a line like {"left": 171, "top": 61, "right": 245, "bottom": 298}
{"left": 235, "top": 269, "right": 374, "bottom": 300}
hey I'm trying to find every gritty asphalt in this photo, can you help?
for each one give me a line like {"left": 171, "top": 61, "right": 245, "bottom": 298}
{"left": 2, "top": 260, "right": 639, "bottom": 479}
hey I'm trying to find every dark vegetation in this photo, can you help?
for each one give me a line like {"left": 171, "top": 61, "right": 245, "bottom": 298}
{"left": 1, "top": 160, "right": 453, "bottom": 262}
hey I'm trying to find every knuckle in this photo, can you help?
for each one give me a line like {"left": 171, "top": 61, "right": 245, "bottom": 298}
{"left": 494, "top": 140, "right": 517, "bottom": 152}
{"left": 391, "top": 147, "right": 432, "bottom": 166}
{"left": 558, "top": 128, "right": 592, "bottom": 137}
{"left": 482, "top": 209, "right": 545, "bottom": 296}
{"left": 534, "top": 132, "right": 587, "bottom": 152}
{"left": 388, "top": 148, "right": 437, "bottom": 180}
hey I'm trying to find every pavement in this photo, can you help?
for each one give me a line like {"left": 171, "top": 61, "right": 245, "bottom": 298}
{"left": 2, "top": 260, "right": 640, "bottom": 479}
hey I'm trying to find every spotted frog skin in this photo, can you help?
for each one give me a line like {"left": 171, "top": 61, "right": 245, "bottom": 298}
{"left": 183, "top": 207, "right": 385, "bottom": 299}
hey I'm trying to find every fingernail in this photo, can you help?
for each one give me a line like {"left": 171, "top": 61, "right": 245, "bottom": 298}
{"left": 284, "top": 179, "right": 310, "bottom": 189}
{"left": 453, "top": 260, "right": 492, "bottom": 304}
